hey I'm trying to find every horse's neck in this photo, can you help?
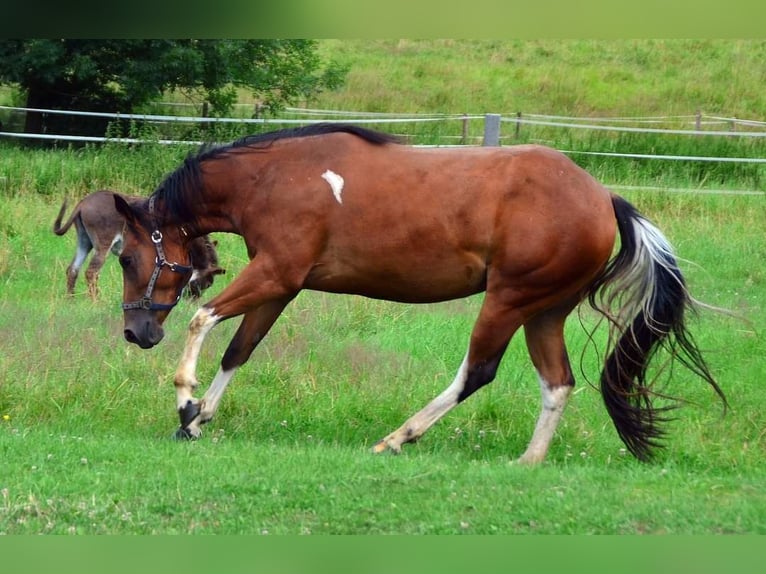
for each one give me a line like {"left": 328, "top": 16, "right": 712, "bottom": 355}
{"left": 181, "top": 194, "right": 239, "bottom": 237}
{"left": 192, "top": 156, "right": 271, "bottom": 236}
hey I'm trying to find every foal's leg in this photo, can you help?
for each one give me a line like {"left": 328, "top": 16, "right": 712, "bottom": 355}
{"left": 84, "top": 243, "right": 110, "bottom": 300}
{"left": 176, "top": 297, "right": 293, "bottom": 438}
{"left": 516, "top": 302, "right": 578, "bottom": 464}
{"left": 66, "top": 226, "right": 92, "bottom": 295}
{"left": 373, "top": 292, "right": 525, "bottom": 454}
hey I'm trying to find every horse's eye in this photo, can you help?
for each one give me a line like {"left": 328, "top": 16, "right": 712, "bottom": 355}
{"left": 119, "top": 255, "right": 132, "bottom": 269}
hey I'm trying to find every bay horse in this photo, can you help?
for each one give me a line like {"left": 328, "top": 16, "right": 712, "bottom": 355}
{"left": 53, "top": 190, "right": 225, "bottom": 299}
{"left": 114, "top": 123, "right": 726, "bottom": 463}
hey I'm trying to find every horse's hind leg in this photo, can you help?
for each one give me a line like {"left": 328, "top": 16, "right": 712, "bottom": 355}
{"left": 516, "top": 300, "right": 578, "bottom": 464}
{"left": 373, "top": 291, "right": 525, "bottom": 454}
{"left": 66, "top": 226, "right": 92, "bottom": 295}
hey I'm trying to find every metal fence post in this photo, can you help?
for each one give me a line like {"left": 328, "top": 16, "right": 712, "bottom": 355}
{"left": 483, "top": 113, "right": 501, "bottom": 146}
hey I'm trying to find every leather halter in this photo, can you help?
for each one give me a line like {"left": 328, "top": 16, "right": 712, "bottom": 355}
{"left": 121, "top": 197, "right": 193, "bottom": 312}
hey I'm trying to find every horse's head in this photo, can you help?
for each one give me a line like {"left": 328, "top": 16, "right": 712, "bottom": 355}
{"left": 114, "top": 194, "right": 194, "bottom": 349}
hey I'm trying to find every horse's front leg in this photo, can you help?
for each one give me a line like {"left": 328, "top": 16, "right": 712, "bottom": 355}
{"left": 174, "top": 306, "right": 220, "bottom": 439}
{"left": 175, "top": 297, "right": 293, "bottom": 439}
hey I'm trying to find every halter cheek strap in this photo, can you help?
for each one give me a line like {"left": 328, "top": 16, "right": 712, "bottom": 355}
{"left": 121, "top": 197, "right": 193, "bottom": 312}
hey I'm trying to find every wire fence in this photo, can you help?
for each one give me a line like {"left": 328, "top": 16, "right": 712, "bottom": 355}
{"left": 1, "top": 104, "right": 765, "bottom": 195}
{"left": 3, "top": 104, "right": 766, "bottom": 151}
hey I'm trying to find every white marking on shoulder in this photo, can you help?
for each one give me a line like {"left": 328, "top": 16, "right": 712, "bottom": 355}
{"left": 321, "top": 169, "right": 345, "bottom": 204}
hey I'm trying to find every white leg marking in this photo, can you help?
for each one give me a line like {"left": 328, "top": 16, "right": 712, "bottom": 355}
{"left": 109, "top": 232, "right": 124, "bottom": 256}
{"left": 517, "top": 373, "right": 572, "bottom": 464}
{"left": 374, "top": 352, "right": 469, "bottom": 452}
{"left": 175, "top": 307, "right": 220, "bottom": 409}
{"left": 321, "top": 169, "right": 345, "bottom": 204}
{"left": 411, "top": 353, "right": 469, "bottom": 430}
{"left": 71, "top": 242, "right": 90, "bottom": 273}
{"left": 199, "top": 366, "right": 238, "bottom": 422}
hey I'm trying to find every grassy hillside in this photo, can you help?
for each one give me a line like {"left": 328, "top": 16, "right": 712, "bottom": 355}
{"left": 312, "top": 39, "right": 766, "bottom": 118}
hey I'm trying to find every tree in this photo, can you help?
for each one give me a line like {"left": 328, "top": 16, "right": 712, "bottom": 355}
{"left": 0, "top": 39, "right": 347, "bottom": 137}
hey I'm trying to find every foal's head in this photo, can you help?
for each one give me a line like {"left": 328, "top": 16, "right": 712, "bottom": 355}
{"left": 114, "top": 194, "right": 194, "bottom": 349}
{"left": 187, "top": 237, "right": 225, "bottom": 299}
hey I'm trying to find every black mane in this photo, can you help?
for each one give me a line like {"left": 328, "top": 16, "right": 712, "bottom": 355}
{"left": 152, "top": 123, "right": 402, "bottom": 230}
{"left": 227, "top": 122, "right": 401, "bottom": 153}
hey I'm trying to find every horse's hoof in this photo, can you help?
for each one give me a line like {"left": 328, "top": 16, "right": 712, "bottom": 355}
{"left": 372, "top": 440, "right": 387, "bottom": 454}
{"left": 173, "top": 426, "right": 194, "bottom": 440}
{"left": 372, "top": 439, "right": 401, "bottom": 455}
{"left": 178, "top": 400, "right": 201, "bottom": 428}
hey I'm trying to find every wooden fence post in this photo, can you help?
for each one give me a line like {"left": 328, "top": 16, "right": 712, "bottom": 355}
{"left": 483, "top": 113, "right": 501, "bottom": 146}
{"left": 515, "top": 111, "right": 522, "bottom": 139}
{"left": 461, "top": 114, "right": 468, "bottom": 145}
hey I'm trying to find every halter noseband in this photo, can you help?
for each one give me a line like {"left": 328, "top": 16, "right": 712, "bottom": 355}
{"left": 121, "top": 197, "right": 193, "bottom": 312}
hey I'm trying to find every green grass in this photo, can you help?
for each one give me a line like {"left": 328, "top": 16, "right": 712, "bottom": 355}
{"left": 0, "top": 141, "right": 194, "bottom": 198}
{"left": 0, "top": 188, "right": 764, "bottom": 534}
{"left": 3, "top": 430, "right": 762, "bottom": 535}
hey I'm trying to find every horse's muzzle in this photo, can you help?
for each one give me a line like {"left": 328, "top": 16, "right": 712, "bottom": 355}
{"left": 123, "top": 322, "right": 164, "bottom": 349}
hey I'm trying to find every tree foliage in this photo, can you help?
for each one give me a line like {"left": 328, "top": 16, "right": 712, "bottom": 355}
{"left": 0, "top": 39, "right": 347, "bottom": 136}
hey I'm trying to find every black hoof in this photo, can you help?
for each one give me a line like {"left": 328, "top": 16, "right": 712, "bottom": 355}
{"left": 173, "top": 426, "right": 196, "bottom": 441}
{"left": 178, "top": 400, "right": 201, "bottom": 428}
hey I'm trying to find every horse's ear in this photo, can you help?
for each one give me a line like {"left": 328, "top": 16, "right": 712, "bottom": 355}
{"left": 113, "top": 193, "right": 139, "bottom": 228}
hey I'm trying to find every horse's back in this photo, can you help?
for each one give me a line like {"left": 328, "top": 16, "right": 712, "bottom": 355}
{"left": 72, "top": 190, "right": 134, "bottom": 245}
{"left": 334, "top": 140, "right": 617, "bottom": 266}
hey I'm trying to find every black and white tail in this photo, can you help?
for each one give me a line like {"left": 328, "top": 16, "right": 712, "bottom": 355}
{"left": 588, "top": 195, "right": 727, "bottom": 461}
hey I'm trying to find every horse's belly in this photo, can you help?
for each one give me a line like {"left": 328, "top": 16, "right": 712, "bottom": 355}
{"left": 304, "top": 251, "right": 487, "bottom": 303}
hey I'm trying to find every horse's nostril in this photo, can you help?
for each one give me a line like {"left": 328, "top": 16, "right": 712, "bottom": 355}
{"left": 124, "top": 329, "right": 139, "bottom": 344}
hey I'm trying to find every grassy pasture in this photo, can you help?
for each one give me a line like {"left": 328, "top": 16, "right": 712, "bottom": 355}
{"left": 0, "top": 147, "right": 764, "bottom": 534}
{"left": 1, "top": 39, "right": 765, "bottom": 534}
